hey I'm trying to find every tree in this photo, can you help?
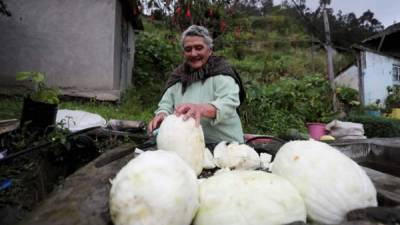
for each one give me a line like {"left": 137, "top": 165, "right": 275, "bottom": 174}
{"left": 319, "top": 0, "right": 331, "bottom": 6}
{"left": 285, "top": 0, "right": 383, "bottom": 48}
{"left": 0, "top": 0, "right": 11, "bottom": 17}
{"left": 358, "top": 10, "right": 383, "bottom": 32}
{"left": 260, "top": 0, "right": 273, "bottom": 15}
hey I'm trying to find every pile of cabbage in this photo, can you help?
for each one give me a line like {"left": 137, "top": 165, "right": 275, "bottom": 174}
{"left": 109, "top": 115, "right": 377, "bottom": 225}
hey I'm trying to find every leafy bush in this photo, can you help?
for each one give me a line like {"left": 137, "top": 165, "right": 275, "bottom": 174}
{"left": 133, "top": 31, "right": 181, "bottom": 108}
{"left": 242, "top": 102, "right": 306, "bottom": 136}
{"left": 230, "top": 56, "right": 265, "bottom": 76}
{"left": 385, "top": 85, "right": 400, "bottom": 110}
{"left": 336, "top": 86, "right": 360, "bottom": 114}
{"left": 336, "top": 86, "right": 359, "bottom": 104}
{"left": 251, "top": 17, "right": 271, "bottom": 29}
{"left": 346, "top": 115, "right": 400, "bottom": 138}
{"left": 263, "top": 74, "right": 332, "bottom": 122}
{"left": 241, "top": 74, "right": 333, "bottom": 135}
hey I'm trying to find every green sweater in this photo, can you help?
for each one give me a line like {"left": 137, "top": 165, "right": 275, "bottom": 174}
{"left": 155, "top": 75, "right": 244, "bottom": 144}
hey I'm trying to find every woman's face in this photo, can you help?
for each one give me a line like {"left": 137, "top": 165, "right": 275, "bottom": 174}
{"left": 182, "top": 36, "right": 212, "bottom": 70}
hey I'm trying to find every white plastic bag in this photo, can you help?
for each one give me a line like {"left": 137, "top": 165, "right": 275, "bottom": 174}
{"left": 56, "top": 109, "right": 106, "bottom": 132}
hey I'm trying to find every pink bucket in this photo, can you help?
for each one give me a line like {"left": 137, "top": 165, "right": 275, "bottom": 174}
{"left": 307, "top": 122, "right": 326, "bottom": 140}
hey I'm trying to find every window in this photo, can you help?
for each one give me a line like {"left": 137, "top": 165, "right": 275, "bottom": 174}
{"left": 393, "top": 64, "right": 400, "bottom": 82}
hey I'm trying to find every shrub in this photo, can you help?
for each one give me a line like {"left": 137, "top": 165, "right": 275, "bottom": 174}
{"left": 336, "top": 86, "right": 359, "bottom": 105}
{"left": 241, "top": 74, "right": 333, "bottom": 135}
{"left": 385, "top": 85, "right": 400, "bottom": 111}
{"left": 336, "top": 86, "right": 360, "bottom": 114}
{"left": 241, "top": 100, "right": 306, "bottom": 136}
{"left": 251, "top": 17, "right": 270, "bottom": 29}
{"left": 346, "top": 115, "right": 400, "bottom": 138}
{"left": 261, "top": 74, "right": 333, "bottom": 122}
{"left": 133, "top": 31, "right": 181, "bottom": 108}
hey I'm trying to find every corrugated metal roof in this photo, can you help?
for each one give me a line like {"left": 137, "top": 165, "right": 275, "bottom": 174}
{"left": 353, "top": 22, "right": 400, "bottom": 58}
{"left": 362, "top": 22, "right": 400, "bottom": 43}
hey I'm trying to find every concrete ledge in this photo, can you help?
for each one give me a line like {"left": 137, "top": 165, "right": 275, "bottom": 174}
{"left": 0, "top": 87, "right": 120, "bottom": 102}
{"left": 61, "top": 88, "right": 120, "bottom": 101}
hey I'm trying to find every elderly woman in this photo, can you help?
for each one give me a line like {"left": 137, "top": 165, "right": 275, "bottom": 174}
{"left": 148, "top": 25, "right": 245, "bottom": 144}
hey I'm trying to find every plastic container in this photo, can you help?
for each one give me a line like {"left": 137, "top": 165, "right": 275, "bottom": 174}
{"left": 366, "top": 110, "right": 381, "bottom": 117}
{"left": 391, "top": 108, "right": 400, "bottom": 119}
{"left": 307, "top": 122, "right": 326, "bottom": 140}
{"left": 20, "top": 97, "right": 58, "bottom": 134}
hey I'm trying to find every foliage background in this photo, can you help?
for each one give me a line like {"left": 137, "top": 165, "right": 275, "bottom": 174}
{"left": 0, "top": 0, "right": 387, "bottom": 136}
{"left": 127, "top": 0, "right": 383, "bottom": 136}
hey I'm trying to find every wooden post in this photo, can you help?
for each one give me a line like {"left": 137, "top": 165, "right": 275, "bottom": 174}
{"left": 357, "top": 52, "right": 365, "bottom": 105}
{"left": 311, "top": 35, "right": 315, "bottom": 73}
{"left": 323, "top": 6, "right": 337, "bottom": 112}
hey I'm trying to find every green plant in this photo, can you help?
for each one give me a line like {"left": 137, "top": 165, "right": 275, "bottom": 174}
{"left": 241, "top": 74, "right": 334, "bottom": 135}
{"left": 336, "top": 86, "right": 359, "bottom": 104}
{"left": 385, "top": 85, "right": 400, "bottom": 110}
{"left": 336, "top": 86, "right": 360, "bottom": 114}
{"left": 364, "top": 103, "right": 382, "bottom": 111}
{"left": 363, "top": 99, "right": 383, "bottom": 112}
{"left": 265, "top": 74, "right": 333, "bottom": 123}
{"left": 133, "top": 31, "right": 181, "bottom": 108}
{"left": 347, "top": 115, "right": 400, "bottom": 138}
{"left": 16, "top": 72, "right": 60, "bottom": 104}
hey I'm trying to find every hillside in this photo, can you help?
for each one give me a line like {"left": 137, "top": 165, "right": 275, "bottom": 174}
{"left": 0, "top": 2, "right": 379, "bottom": 137}
{"left": 133, "top": 6, "right": 357, "bottom": 135}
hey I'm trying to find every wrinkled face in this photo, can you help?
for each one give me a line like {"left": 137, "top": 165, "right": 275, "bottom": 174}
{"left": 183, "top": 36, "right": 212, "bottom": 70}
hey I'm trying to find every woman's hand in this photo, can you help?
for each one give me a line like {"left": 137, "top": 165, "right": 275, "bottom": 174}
{"left": 147, "top": 112, "right": 167, "bottom": 134}
{"left": 175, "top": 103, "right": 216, "bottom": 126}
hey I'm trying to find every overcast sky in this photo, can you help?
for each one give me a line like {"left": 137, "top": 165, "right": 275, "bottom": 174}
{"left": 276, "top": 0, "right": 400, "bottom": 28}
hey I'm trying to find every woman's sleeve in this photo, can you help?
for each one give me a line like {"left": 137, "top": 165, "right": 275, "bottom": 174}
{"left": 154, "top": 86, "right": 175, "bottom": 116}
{"left": 210, "top": 75, "right": 241, "bottom": 125}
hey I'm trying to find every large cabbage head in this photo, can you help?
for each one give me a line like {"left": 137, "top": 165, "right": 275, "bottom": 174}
{"left": 271, "top": 140, "right": 377, "bottom": 224}
{"left": 157, "top": 114, "right": 205, "bottom": 175}
{"left": 194, "top": 170, "right": 306, "bottom": 225}
{"left": 109, "top": 150, "right": 199, "bottom": 225}
{"left": 213, "top": 141, "right": 260, "bottom": 170}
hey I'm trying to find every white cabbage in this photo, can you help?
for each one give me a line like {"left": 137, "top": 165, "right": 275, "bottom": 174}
{"left": 109, "top": 150, "right": 199, "bottom": 225}
{"left": 271, "top": 140, "right": 377, "bottom": 224}
{"left": 213, "top": 141, "right": 260, "bottom": 170}
{"left": 259, "top": 152, "right": 272, "bottom": 170}
{"left": 194, "top": 170, "right": 306, "bottom": 225}
{"left": 157, "top": 115, "right": 205, "bottom": 175}
{"left": 203, "top": 147, "right": 216, "bottom": 169}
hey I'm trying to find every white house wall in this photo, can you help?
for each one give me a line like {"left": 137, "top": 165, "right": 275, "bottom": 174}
{"left": 0, "top": 0, "right": 120, "bottom": 94}
{"left": 335, "top": 65, "right": 359, "bottom": 91}
{"left": 363, "top": 51, "right": 400, "bottom": 105}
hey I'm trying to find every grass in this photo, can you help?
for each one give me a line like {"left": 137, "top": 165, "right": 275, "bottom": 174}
{"left": 0, "top": 95, "right": 23, "bottom": 120}
{"left": 0, "top": 88, "right": 155, "bottom": 124}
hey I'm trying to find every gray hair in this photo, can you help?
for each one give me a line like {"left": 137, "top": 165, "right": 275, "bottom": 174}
{"left": 181, "top": 25, "right": 213, "bottom": 50}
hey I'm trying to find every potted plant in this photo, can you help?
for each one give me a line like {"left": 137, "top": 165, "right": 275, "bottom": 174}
{"left": 306, "top": 114, "right": 331, "bottom": 141}
{"left": 305, "top": 104, "right": 335, "bottom": 140}
{"left": 364, "top": 100, "right": 382, "bottom": 117}
{"left": 16, "top": 72, "right": 60, "bottom": 134}
{"left": 385, "top": 85, "right": 400, "bottom": 119}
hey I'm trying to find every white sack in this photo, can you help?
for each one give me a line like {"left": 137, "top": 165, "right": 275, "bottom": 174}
{"left": 326, "top": 120, "right": 366, "bottom": 139}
